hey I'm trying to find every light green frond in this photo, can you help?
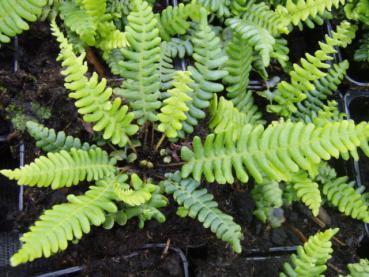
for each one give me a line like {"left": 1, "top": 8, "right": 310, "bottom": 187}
{"left": 0, "top": 148, "right": 116, "bottom": 189}
{"left": 342, "top": 259, "right": 369, "bottom": 277}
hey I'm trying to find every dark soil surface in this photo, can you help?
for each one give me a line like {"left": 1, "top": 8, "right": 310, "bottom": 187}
{"left": 0, "top": 22, "right": 368, "bottom": 277}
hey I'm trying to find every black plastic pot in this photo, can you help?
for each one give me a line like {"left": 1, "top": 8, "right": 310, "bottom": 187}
{"left": 328, "top": 21, "right": 369, "bottom": 87}
{"left": 344, "top": 91, "right": 369, "bottom": 237}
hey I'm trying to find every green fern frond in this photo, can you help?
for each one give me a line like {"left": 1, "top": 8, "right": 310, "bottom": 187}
{"left": 276, "top": 0, "right": 345, "bottom": 27}
{"left": 341, "top": 259, "right": 369, "bottom": 277}
{"left": 251, "top": 180, "right": 285, "bottom": 227}
{"left": 156, "top": 1, "right": 201, "bottom": 41}
{"left": 97, "top": 21, "right": 128, "bottom": 54}
{"left": 230, "top": 0, "right": 248, "bottom": 15}
{"left": 354, "top": 32, "right": 369, "bottom": 62}
{"left": 158, "top": 71, "right": 193, "bottom": 138}
{"left": 162, "top": 172, "right": 243, "bottom": 253}
{"left": 82, "top": 0, "right": 106, "bottom": 19}
{"left": 209, "top": 96, "right": 264, "bottom": 140}
{"left": 10, "top": 180, "right": 118, "bottom": 266}
{"left": 165, "top": 37, "right": 193, "bottom": 59}
{"left": 198, "top": 0, "right": 231, "bottom": 17}
{"left": 223, "top": 33, "right": 255, "bottom": 111}
{"left": 296, "top": 10, "right": 333, "bottom": 31}
{"left": 0, "top": 0, "right": 47, "bottom": 44}
{"left": 293, "top": 61, "right": 349, "bottom": 122}
{"left": 51, "top": 22, "right": 138, "bottom": 147}
{"left": 272, "top": 37, "right": 291, "bottom": 72}
{"left": 180, "top": 9, "right": 228, "bottom": 136}
{"left": 26, "top": 121, "right": 93, "bottom": 152}
{"left": 319, "top": 169, "right": 369, "bottom": 223}
{"left": 290, "top": 172, "right": 322, "bottom": 216}
{"left": 113, "top": 174, "right": 156, "bottom": 206}
{"left": 280, "top": 228, "right": 338, "bottom": 277}
{"left": 114, "top": 0, "right": 161, "bottom": 124}
{"left": 0, "top": 148, "right": 116, "bottom": 189}
{"left": 59, "top": 1, "right": 97, "bottom": 45}
{"left": 181, "top": 121, "right": 369, "bottom": 184}
{"left": 159, "top": 41, "right": 176, "bottom": 91}
{"left": 267, "top": 21, "right": 357, "bottom": 117}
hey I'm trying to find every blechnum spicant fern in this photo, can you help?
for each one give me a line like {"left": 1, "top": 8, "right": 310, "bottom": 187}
{"left": 3, "top": 0, "right": 369, "bottom": 269}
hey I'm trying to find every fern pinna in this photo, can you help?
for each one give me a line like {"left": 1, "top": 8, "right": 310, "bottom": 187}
{"left": 181, "top": 121, "right": 369, "bottom": 184}
{"left": 51, "top": 22, "right": 138, "bottom": 147}
{"left": 161, "top": 172, "right": 243, "bottom": 253}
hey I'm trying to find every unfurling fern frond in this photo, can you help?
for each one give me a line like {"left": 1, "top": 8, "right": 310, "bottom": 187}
{"left": 26, "top": 121, "right": 93, "bottom": 152}
{"left": 290, "top": 172, "right": 322, "bottom": 216}
{"left": 0, "top": 0, "right": 47, "bottom": 44}
{"left": 104, "top": 181, "right": 168, "bottom": 229}
{"left": 156, "top": 1, "right": 201, "bottom": 41}
{"left": 10, "top": 181, "right": 118, "bottom": 266}
{"left": 276, "top": 0, "right": 345, "bottom": 28}
{"left": 158, "top": 71, "right": 193, "bottom": 138}
{"left": 51, "top": 22, "right": 138, "bottom": 147}
{"left": 161, "top": 172, "right": 243, "bottom": 253}
{"left": 293, "top": 61, "right": 349, "bottom": 122}
{"left": 280, "top": 228, "right": 338, "bottom": 277}
{"left": 198, "top": 0, "right": 231, "bottom": 17}
{"left": 267, "top": 21, "right": 356, "bottom": 117}
{"left": 209, "top": 96, "right": 264, "bottom": 139}
{"left": 251, "top": 180, "right": 285, "bottom": 227}
{"left": 114, "top": 0, "right": 161, "bottom": 124}
{"left": 180, "top": 9, "right": 228, "bottom": 136}
{"left": 181, "top": 121, "right": 369, "bottom": 184}
{"left": 355, "top": 32, "right": 369, "bottom": 62}
{"left": 112, "top": 174, "right": 156, "bottom": 206}
{"left": 0, "top": 148, "right": 116, "bottom": 189}
{"left": 341, "top": 259, "right": 369, "bottom": 277}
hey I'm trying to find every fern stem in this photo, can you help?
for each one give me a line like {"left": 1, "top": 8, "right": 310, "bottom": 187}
{"left": 126, "top": 137, "right": 137, "bottom": 155}
{"left": 155, "top": 134, "right": 166, "bottom": 151}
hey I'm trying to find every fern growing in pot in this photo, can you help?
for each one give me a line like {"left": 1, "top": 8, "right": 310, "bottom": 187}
{"left": 2, "top": 0, "right": 369, "bottom": 269}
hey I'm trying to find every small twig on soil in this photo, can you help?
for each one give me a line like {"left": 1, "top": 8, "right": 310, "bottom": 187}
{"left": 85, "top": 47, "right": 106, "bottom": 77}
{"left": 328, "top": 262, "right": 344, "bottom": 274}
{"left": 117, "top": 166, "right": 130, "bottom": 172}
{"left": 143, "top": 122, "right": 149, "bottom": 150}
{"left": 127, "top": 137, "right": 137, "bottom": 154}
{"left": 312, "top": 217, "right": 326, "bottom": 228}
{"left": 161, "top": 239, "right": 171, "bottom": 259}
{"left": 290, "top": 226, "right": 307, "bottom": 242}
{"left": 155, "top": 134, "right": 166, "bottom": 151}
{"left": 332, "top": 236, "right": 346, "bottom": 247}
{"left": 151, "top": 123, "right": 155, "bottom": 148}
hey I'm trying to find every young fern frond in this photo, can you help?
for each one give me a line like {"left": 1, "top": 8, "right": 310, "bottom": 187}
{"left": 10, "top": 181, "right": 118, "bottom": 266}
{"left": 251, "top": 180, "right": 285, "bottom": 227}
{"left": 26, "top": 121, "right": 93, "bottom": 152}
{"left": 179, "top": 9, "right": 228, "bottom": 136}
{"left": 293, "top": 61, "right": 349, "bottom": 122}
{"left": 114, "top": 0, "right": 161, "bottom": 124}
{"left": 161, "top": 172, "right": 243, "bottom": 253}
{"left": 181, "top": 121, "right": 369, "bottom": 184}
{"left": 209, "top": 96, "right": 264, "bottom": 140}
{"left": 341, "top": 259, "right": 369, "bottom": 277}
{"left": 290, "top": 172, "right": 322, "bottom": 216}
{"left": 156, "top": 1, "right": 201, "bottom": 41}
{"left": 51, "top": 22, "right": 138, "bottom": 147}
{"left": 280, "top": 228, "right": 338, "bottom": 277}
{"left": 276, "top": 0, "right": 345, "bottom": 27}
{"left": 0, "top": 0, "right": 47, "bottom": 44}
{"left": 267, "top": 21, "right": 357, "bottom": 117}
{"left": 158, "top": 71, "right": 193, "bottom": 138}
{"left": 0, "top": 148, "right": 116, "bottom": 189}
